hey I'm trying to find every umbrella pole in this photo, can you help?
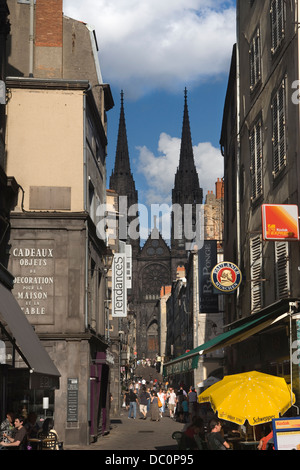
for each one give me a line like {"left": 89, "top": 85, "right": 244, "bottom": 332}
{"left": 289, "top": 306, "right": 294, "bottom": 409}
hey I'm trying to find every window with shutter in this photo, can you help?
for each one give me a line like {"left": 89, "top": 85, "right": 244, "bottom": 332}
{"left": 275, "top": 242, "right": 290, "bottom": 298}
{"left": 249, "top": 118, "right": 263, "bottom": 201}
{"left": 272, "top": 79, "right": 286, "bottom": 177}
{"left": 270, "top": 0, "right": 285, "bottom": 54}
{"left": 250, "top": 236, "right": 263, "bottom": 312}
{"left": 250, "top": 28, "right": 261, "bottom": 90}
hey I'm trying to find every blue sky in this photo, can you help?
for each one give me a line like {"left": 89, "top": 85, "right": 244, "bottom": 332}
{"left": 63, "top": 0, "right": 236, "bottom": 234}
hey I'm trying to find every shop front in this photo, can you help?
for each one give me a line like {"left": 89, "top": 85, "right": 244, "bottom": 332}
{"left": 164, "top": 299, "right": 300, "bottom": 396}
{"left": 0, "top": 266, "right": 60, "bottom": 422}
{"left": 89, "top": 351, "right": 113, "bottom": 441}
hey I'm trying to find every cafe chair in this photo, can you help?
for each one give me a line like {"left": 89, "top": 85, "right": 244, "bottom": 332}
{"left": 39, "top": 431, "right": 58, "bottom": 450}
{"left": 172, "top": 431, "right": 183, "bottom": 448}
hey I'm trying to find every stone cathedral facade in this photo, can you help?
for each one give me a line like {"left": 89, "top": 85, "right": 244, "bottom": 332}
{"left": 110, "top": 90, "right": 203, "bottom": 360}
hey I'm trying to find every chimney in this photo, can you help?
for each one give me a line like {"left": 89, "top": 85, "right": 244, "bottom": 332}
{"left": 35, "top": 0, "right": 63, "bottom": 78}
{"left": 215, "top": 178, "right": 224, "bottom": 200}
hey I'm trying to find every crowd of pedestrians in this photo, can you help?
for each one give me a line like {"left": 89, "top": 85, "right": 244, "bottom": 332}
{"left": 122, "top": 380, "right": 205, "bottom": 425}
{"left": 121, "top": 379, "right": 276, "bottom": 451}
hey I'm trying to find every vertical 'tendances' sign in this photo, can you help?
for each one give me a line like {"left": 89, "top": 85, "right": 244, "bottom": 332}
{"left": 112, "top": 253, "right": 127, "bottom": 317}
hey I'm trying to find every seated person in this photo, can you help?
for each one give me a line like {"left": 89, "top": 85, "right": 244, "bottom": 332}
{"left": 207, "top": 418, "right": 231, "bottom": 450}
{"left": 38, "top": 418, "right": 59, "bottom": 450}
{"left": 179, "top": 417, "right": 205, "bottom": 450}
{"left": 0, "top": 416, "right": 27, "bottom": 450}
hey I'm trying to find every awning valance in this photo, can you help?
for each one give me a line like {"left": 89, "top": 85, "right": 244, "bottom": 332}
{"left": 163, "top": 299, "right": 299, "bottom": 377}
{"left": 0, "top": 283, "right": 60, "bottom": 389}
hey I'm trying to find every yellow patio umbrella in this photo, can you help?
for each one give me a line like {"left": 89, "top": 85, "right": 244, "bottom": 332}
{"left": 198, "top": 371, "right": 295, "bottom": 427}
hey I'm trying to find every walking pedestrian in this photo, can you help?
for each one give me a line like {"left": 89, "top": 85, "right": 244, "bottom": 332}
{"left": 124, "top": 388, "right": 130, "bottom": 411}
{"left": 139, "top": 386, "right": 150, "bottom": 420}
{"left": 182, "top": 397, "right": 189, "bottom": 423}
{"left": 167, "top": 387, "right": 177, "bottom": 419}
{"left": 150, "top": 391, "right": 160, "bottom": 421}
{"left": 128, "top": 389, "right": 138, "bottom": 419}
{"left": 157, "top": 389, "right": 166, "bottom": 417}
{"left": 188, "top": 387, "right": 197, "bottom": 421}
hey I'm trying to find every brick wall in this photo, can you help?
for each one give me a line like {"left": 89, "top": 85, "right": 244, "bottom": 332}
{"left": 35, "top": 0, "right": 63, "bottom": 48}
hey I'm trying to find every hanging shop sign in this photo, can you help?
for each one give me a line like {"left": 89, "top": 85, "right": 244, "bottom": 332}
{"left": 112, "top": 253, "right": 127, "bottom": 317}
{"left": 198, "top": 240, "right": 218, "bottom": 312}
{"left": 211, "top": 262, "right": 242, "bottom": 293}
{"left": 262, "top": 204, "right": 300, "bottom": 241}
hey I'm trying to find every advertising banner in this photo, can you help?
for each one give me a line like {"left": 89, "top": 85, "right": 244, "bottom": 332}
{"left": 262, "top": 204, "right": 299, "bottom": 241}
{"left": 198, "top": 240, "right": 218, "bottom": 312}
{"left": 273, "top": 417, "right": 300, "bottom": 450}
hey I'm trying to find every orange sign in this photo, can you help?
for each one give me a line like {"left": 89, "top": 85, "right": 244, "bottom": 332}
{"left": 274, "top": 419, "right": 300, "bottom": 430}
{"left": 262, "top": 204, "right": 299, "bottom": 241}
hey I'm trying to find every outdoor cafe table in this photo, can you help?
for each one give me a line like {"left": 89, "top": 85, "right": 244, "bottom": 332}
{"left": 239, "top": 441, "right": 260, "bottom": 450}
{"left": 226, "top": 436, "right": 244, "bottom": 450}
{"left": 27, "top": 438, "right": 42, "bottom": 450}
{"left": 27, "top": 437, "right": 56, "bottom": 450}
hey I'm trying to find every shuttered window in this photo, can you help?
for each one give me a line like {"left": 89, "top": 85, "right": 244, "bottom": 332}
{"left": 250, "top": 28, "right": 261, "bottom": 90}
{"left": 272, "top": 79, "right": 286, "bottom": 177}
{"left": 250, "top": 236, "right": 263, "bottom": 312}
{"left": 270, "top": 0, "right": 285, "bottom": 54}
{"left": 275, "top": 242, "right": 290, "bottom": 299}
{"left": 250, "top": 118, "right": 263, "bottom": 201}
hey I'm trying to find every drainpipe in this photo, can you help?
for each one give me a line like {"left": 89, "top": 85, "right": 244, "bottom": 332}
{"left": 236, "top": 5, "right": 241, "bottom": 318}
{"left": 29, "top": 0, "right": 34, "bottom": 77}
{"left": 83, "top": 91, "right": 89, "bottom": 331}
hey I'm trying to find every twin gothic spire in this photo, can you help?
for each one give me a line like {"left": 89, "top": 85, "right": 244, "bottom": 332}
{"left": 109, "top": 90, "right": 138, "bottom": 208}
{"left": 173, "top": 87, "right": 203, "bottom": 206}
{"left": 109, "top": 88, "right": 203, "bottom": 247}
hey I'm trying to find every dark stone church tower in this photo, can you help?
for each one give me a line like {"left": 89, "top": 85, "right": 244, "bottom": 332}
{"left": 171, "top": 88, "right": 203, "bottom": 274}
{"left": 110, "top": 89, "right": 203, "bottom": 361}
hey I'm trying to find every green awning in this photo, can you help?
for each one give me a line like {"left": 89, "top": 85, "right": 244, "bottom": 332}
{"left": 163, "top": 299, "right": 299, "bottom": 377}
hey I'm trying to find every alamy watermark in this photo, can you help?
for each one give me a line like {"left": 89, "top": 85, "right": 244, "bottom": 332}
{"left": 96, "top": 196, "right": 206, "bottom": 251}
{"left": 292, "top": 80, "right": 300, "bottom": 104}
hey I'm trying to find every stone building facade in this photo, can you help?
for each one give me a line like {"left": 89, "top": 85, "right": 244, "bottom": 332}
{"left": 5, "top": 0, "right": 114, "bottom": 445}
{"left": 221, "top": 0, "right": 300, "bottom": 402}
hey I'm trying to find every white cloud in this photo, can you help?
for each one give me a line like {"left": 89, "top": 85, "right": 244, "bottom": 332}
{"left": 63, "top": 0, "right": 236, "bottom": 98}
{"left": 137, "top": 133, "right": 223, "bottom": 205}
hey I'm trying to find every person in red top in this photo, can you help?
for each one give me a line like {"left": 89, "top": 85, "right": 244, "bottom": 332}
{"left": 258, "top": 431, "right": 274, "bottom": 450}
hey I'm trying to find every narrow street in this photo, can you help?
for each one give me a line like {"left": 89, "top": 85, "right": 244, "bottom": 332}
{"left": 64, "top": 412, "right": 184, "bottom": 451}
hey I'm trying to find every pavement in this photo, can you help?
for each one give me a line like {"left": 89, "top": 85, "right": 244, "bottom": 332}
{"left": 64, "top": 410, "right": 185, "bottom": 452}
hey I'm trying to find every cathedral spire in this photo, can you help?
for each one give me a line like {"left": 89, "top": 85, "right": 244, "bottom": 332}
{"left": 110, "top": 91, "right": 138, "bottom": 202}
{"left": 178, "top": 87, "right": 197, "bottom": 174}
{"left": 109, "top": 91, "right": 139, "bottom": 251}
{"left": 111, "top": 90, "right": 131, "bottom": 181}
{"left": 171, "top": 88, "right": 203, "bottom": 256}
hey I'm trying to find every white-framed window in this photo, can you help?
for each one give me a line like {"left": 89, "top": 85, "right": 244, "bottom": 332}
{"left": 275, "top": 241, "right": 290, "bottom": 299}
{"left": 270, "top": 0, "right": 285, "bottom": 54}
{"left": 249, "top": 118, "right": 263, "bottom": 201}
{"left": 250, "top": 28, "right": 261, "bottom": 90}
{"left": 250, "top": 235, "right": 263, "bottom": 312}
{"left": 272, "top": 78, "right": 286, "bottom": 177}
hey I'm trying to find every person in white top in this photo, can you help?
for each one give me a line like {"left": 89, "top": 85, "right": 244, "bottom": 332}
{"left": 157, "top": 389, "right": 166, "bottom": 417}
{"left": 167, "top": 388, "right": 177, "bottom": 419}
